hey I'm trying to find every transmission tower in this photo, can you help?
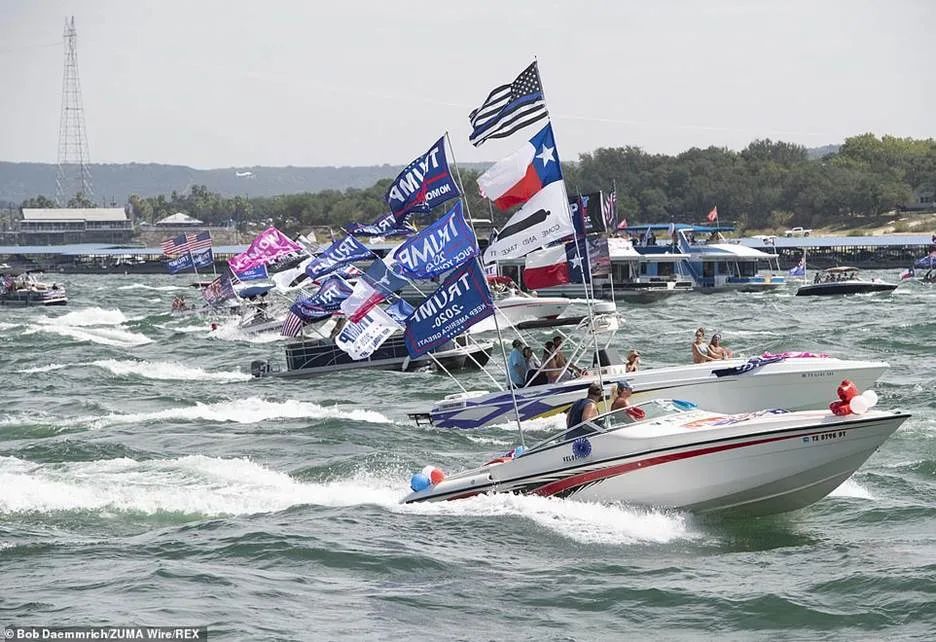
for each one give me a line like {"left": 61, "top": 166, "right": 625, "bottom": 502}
{"left": 56, "top": 16, "right": 94, "bottom": 206}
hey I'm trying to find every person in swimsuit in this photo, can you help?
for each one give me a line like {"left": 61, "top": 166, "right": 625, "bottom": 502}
{"left": 692, "top": 327, "right": 714, "bottom": 363}
{"left": 708, "top": 333, "right": 733, "bottom": 360}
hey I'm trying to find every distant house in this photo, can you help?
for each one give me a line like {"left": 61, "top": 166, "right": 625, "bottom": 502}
{"left": 155, "top": 212, "right": 203, "bottom": 226}
{"left": 905, "top": 184, "right": 935, "bottom": 211}
{"left": 18, "top": 208, "right": 132, "bottom": 244}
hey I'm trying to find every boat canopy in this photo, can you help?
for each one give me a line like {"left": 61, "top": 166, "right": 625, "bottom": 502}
{"left": 620, "top": 224, "right": 736, "bottom": 233}
{"left": 821, "top": 266, "right": 860, "bottom": 273}
{"left": 238, "top": 285, "right": 274, "bottom": 298}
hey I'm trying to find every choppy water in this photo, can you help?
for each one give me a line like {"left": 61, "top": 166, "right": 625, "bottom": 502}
{"left": 2, "top": 273, "right": 934, "bottom": 640}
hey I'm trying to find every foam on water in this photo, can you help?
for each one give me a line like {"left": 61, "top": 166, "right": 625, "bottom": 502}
{"left": 0, "top": 455, "right": 694, "bottom": 544}
{"left": 116, "top": 283, "right": 183, "bottom": 292}
{"left": 38, "top": 307, "right": 129, "bottom": 327}
{"left": 209, "top": 318, "right": 284, "bottom": 344}
{"left": 829, "top": 478, "right": 874, "bottom": 499}
{"left": 81, "top": 397, "right": 390, "bottom": 429}
{"left": 29, "top": 324, "right": 152, "bottom": 348}
{"left": 89, "top": 359, "right": 251, "bottom": 382}
{"left": 0, "top": 321, "right": 20, "bottom": 330}
{"left": 18, "top": 363, "right": 71, "bottom": 373}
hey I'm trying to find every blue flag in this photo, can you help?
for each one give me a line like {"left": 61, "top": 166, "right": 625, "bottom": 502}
{"left": 386, "top": 299, "right": 415, "bottom": 324}
{"left": 345, "top": 211, "right": 416, "bottom": 237}
{"left": 389, "top": 202, "right": 479, "bottom": 280}
{"left": 165, "top": 248, "right": 213, "bottom": 274}
{"left": 565, "top": 238, "right": 591, "bottom": 284}
{"left": 297, "top": 276, "right": 354, "bottom": 313}
{"left": 385, "top": 136, "right": 461, "bottom": 216}
{"left": 233, "top": 263, "right": 268, "bottom": 281}
{"left": 362, "top": 257, "right": 410, "bottom": 296}
{"left": 305, "top": 236, "right": 373, "bottom": 281}
{"left": 789, "top": 257, "right": 806, "bottom": 277}
{"left": 404, "top": 260, "right": 494, "bottom": 358}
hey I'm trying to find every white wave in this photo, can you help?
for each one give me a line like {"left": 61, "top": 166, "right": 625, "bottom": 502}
{"left": 18, "top": 362, "right": 71, "bottom": 373}
{"left": 829, "top": 478, "right": 874, "bottom": 500}
{"left": 0, "top": 321, "right": 20, "bottom": 330}
{"left": 38, "top": 307, "right": 128, "bottom": 327}
{"left": 464, "top": 435, "right": 514, "bottom": 446}
{"left": 209, "top": 318, "right": 284, "bottom": 344}
{"left": 89, "top": 359, "right": 251, "bottom": 382}
{"left": 83, "top": 397, "right": 390, "bottom": 429}
{"left": 0, "top": 455, "right": 695, "bottom": 543}
{"left": 30, "top": 324, "right": 152, "bottom": 348}
{"left": 116, "top": 284, "right": 183, "bottom": 292}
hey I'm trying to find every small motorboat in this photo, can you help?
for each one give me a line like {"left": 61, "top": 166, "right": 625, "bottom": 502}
{"left": 403, "top": 398, "right": 909, "bottom": 516}
{"left": 0, "top": 272, "right": 68, "bottom": 306}
{"left": 796, "top": 267, "right": 897, "bottom": 296}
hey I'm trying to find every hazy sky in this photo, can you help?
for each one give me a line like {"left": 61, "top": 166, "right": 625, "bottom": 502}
{"left": 1, "top": 0, "right": 933, "bottom": 169}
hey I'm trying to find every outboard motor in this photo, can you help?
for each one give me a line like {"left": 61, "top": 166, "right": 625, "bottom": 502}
{"left": 250, "top": 360, "right": 270, "bottom": 378}
{"left": 592, "top": 347, "right": 623, "bottom": 368}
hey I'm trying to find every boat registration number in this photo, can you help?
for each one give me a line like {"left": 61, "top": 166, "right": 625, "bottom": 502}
{"left": 803, "top": 430, "right": 847, "bottom": 443}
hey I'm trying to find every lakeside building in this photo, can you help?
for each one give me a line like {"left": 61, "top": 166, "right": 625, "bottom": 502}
{"left": 16, "top": 208, "right": 132, "bottom": 244}
{"left": 739, "top": 234, "right": 935, "bottom": 269}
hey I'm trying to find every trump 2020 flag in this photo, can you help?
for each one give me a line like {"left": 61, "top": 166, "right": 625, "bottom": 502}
{"left": 482, "top": 182, "right": 575, "bottom": 264}
{"left": 404, "top": 260, "right": 494, "bottom": 358}
{"left": 165, "top": 248, "right": 213, "bottom": 274}
{"left": 233, "top": 263, "right": 268, "bottom": 282}
{"left": 478, "top": 124, "right": 562, "bottom": 211}
{"left": 298, "top": 276, "right": 354, "bottom": 312}
{"left": 385, "top": 136, "right": 460, "bottom": 217}
{"left": 228, "top": 227, "right": 303, "bottom": 273}
{"left": 389, "top": 202, "right": 478, "bottom": 280}
{"left": 305, "top": 235, "right": 374, "bottom": 281}
{"left": 335, "top": 305, "right": 401, "bottom": 361}
{"left": 344, "top": 210, "right": 416, "bottom": 238}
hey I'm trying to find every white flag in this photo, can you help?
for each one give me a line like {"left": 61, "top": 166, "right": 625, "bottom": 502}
{"left": 334, "top": 305, "right": 401, "bottom": 360}
{"left": 482, "top": 182, "right": 575, "bottom": 264}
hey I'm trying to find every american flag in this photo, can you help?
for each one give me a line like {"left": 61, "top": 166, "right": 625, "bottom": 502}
{"left": 280, "top": 310, "right": 305, "bottom": 337}
{"left": 160, "top": 230, "right": 213, "bottom": 256}
{"left": 469, "top": 61, "right": 548, "bottom": 147}
{"left": 602, "top": 191, "right": 617, "bottom": 231}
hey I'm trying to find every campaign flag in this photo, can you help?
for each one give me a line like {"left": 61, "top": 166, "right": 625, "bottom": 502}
{"left": 404, "top": 261, "right": 494, "bottom": 358}
{"left": 389, "top": 202, "right": 479, "bottom": 280}
{"left": 271, "top": 256, "right": 313, "bottom": 293}
{"left": 914, "top": 251, "right": 936, "bottom": 269}
{"left": 233, "top": 263, "right": 268, "bottom": 282}
{"left": 482, "top": 182, "right": 576, "bottom": 263}
{"left": 341, "top": 258, "right": 410, "bottom": 323}
{"left": 386, "top": 299, "right": 415, "bottom": 325}
{"left": 304, "top": 235, "right": 374, "bottom": 281}
{"left": 588, "top": 235, "right": 610, "bottom": 277}
{"left": 344, "top": 210, "right": 416, "bottom": 237}
{"left": 192, "top": 247, "right": 214, "bottom": 270}
{"left": 566, "top": 238, "right": 591, "bottom": 284}
{"left": 523, "top": 245, "right": 570, "bottom": 290}
{"left": 229, "top": 227, "right": 303, "bottom": 273}
{"left": 477, "top": 124, "right": 562, "bottom": 211}
{"left": 789, "top": 256, "right": 806, "bottom": 277}
{"left": 707, "top": 206, "right": 719, "bottom": 223}
{"left": 568, "top": 192, "right": 607, "bottom": 236}
{"left": 385, "top": 136, "right": 460, "bottom": 217}
{"left": 335, "top": 305, "right": 401, "bottom": 361}
{"left": 297, "top": 276, "right": 354, "bottom": 313}
{"left": 469, "top": 61, "right": 548, "bottom": 147}
{"left": 202, "top": 273, "right": 235, "bottom": 305}
{"left": 165, "top": 253, "right": 194, "bottom": 274}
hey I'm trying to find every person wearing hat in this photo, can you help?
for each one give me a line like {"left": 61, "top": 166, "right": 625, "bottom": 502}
{"left": 566, "top": 382, "right": 604, "bottom": 437}
{"left": 611, "top": 381, "right": 633, "bottom": 411}
{"left": 625, "top": 350, "right": 640, "bottom": 373}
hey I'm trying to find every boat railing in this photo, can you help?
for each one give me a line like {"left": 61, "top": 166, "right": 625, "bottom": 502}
{"left": 524, "top": 399, "right": 697, "bottom": 454}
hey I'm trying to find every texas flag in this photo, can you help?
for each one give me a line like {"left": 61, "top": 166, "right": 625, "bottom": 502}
{"left": 477, "top": 123, "right": 562, "bottom": 211}
{"left": 523, "top": 239, "right": 590, "bottom": 290}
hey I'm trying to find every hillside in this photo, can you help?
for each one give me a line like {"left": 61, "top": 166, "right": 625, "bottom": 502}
{"left": 0, "top": 161, "right": 489, "bottom": 205}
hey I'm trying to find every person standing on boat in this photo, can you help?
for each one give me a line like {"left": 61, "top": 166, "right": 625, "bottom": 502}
{"left": 508, "top": 339, "right": 527, "bottom": 388}
{"left": 552, "top": 335, "right": 584, "bottom": 380}
{"left": 708, "top": 333, "right": 733, "bottom": 360}
{"left": 566, "top": 383, "right": 603, "bottom": 437}
{"left": 692, "top": 328, "right": 715, "bottom": 363}
{"left": 523, "top": 346, "right": 547, "bottom": 386}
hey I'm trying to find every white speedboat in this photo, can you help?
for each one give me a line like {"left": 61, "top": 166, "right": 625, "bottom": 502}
{"left": 403, "top": 399, "right": 909, "bottom": 515}
{"left": 414, "top": 355, "right": 888, "bottom": 430}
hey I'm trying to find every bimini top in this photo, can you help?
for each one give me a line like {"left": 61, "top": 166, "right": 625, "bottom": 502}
{"left": 821, "top": 266, "right": 860, "bottom": 273}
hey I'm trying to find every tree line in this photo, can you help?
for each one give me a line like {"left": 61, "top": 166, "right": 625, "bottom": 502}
{"left": 20, "top": 133, "right": 936, "bottom": 235}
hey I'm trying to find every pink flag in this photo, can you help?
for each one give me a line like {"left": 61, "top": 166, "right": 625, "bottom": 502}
{"left": 707, "top": 206, "right": 718, "bottom": 222}
{"left": 228, "top": 227, "right": 303, "bottom": 273}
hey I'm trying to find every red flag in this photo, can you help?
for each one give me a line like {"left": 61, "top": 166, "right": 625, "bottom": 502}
{"left": 707, "top": 206, "right": 718, "bottom": 222}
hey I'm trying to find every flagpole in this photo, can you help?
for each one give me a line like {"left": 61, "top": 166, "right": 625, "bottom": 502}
{"left": 605, "top": 189, "right": 618, "bottom": 305}
{"left": 535, "top": 60, "right": 607, "bottom": 400}
{"left": 445, "top": 130, "right": 526, "bottom": 446}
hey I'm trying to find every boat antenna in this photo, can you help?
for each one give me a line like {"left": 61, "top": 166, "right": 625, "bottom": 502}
{"left": 445, "top": 131, "right": 526, "bottom": 447}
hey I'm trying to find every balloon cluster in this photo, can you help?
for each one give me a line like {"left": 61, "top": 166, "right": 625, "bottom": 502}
{"left": 410, "top": 465, "right": 446, "bottom": 492}
{"left": 829, "top": 379, "right": 879, "bottom": 416}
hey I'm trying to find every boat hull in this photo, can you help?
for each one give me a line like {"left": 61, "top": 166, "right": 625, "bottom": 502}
{"left": 796, "top": 282, "right": 898, "bottom": 296}
{"left": 0, "top": 291, "right": 68, "bottom": 306}
{"left": 425, "top": 358, "right": 887, "bottom": 430}
{"left": 404, "top": 411, "right": 908, "bottom": 516}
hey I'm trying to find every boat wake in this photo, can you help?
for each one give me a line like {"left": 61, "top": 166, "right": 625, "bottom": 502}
{"left": 38, "top": 306, "right": 129, "bottom": 327}
{"left": 81, "top": 397, "right": 391, "bottom": 429}
{"left": 116, "top": 283, "right": 184, "bottom": 292}
{"left": 89, "top": 359, "right": 251, "bottom": 382}
{"left": 829, "top": 478, "right": 874, "bottom": 499}
{"left": 25, "top": 306, "right": 152, "bottom": 348}
{"left": 209, "top": 318, "right": 283, "bottom": 344}
{"left": 0, "top": 455, "right": 695, "bottom": 544}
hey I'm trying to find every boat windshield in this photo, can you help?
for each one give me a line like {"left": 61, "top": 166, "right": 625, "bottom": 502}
{"left": 526, "top": 399, "right": 697, "bottom": 453}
